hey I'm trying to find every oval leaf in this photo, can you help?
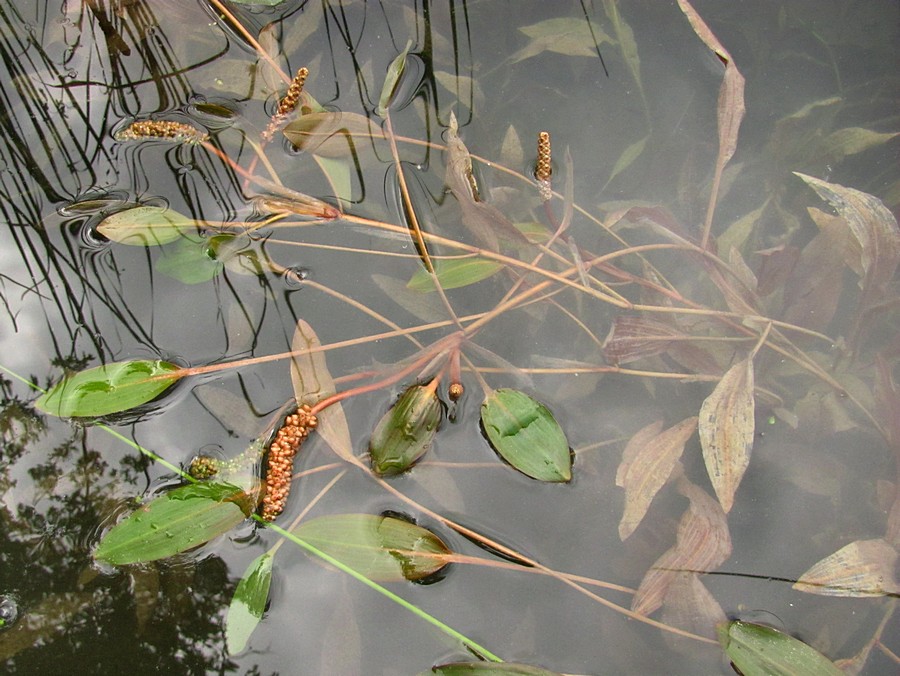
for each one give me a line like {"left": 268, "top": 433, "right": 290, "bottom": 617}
{"left": 94, "top": 482, "right": 254, "bottom": 565}
{"left": 293, "top": 513, "right": 450, "bottom": 582}
{"left": 424, "top": 663, "right": 562, "bottom": 676}
{"left": 480, "top": 389, "right": 571, "bottom": 482}
{"left": 698, "top": 358, "right": 755, "bottom": 512}
{"left": 370, "top": 385, "right": 442, "bottom": 476}
{"left": 96, "top": 206, "right": 197, "bottom": 246}
{"left": 226, "top": 553, "right": 274, "bottom": 655}
{"left": 36, "top": 359, "right": 180, "bottom": 418}
{"left": 718, "top": 620, "right": 843, "bottom": 676}
{"left": 407, "top": 258, "right": 504, "bottom": 292}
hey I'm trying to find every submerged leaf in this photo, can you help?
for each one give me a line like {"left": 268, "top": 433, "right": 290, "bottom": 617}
{"left": 718, "top": 620, "right": 843, "bottom": 676}
{"left": 370, "top": 385, "right": 442, "bottom": 475}
{"left": 698, "top": 357, "right": 755, "bottom": 512}
{"left": 617, "top": 417, "right": 698, "bottom": 540}
{"left": 96, "top": 206, "right": 197, "bottom": 246}
{"left": 632, "top": 476, "right": 731, "bottom": 616}
{"left": 511, "top": 17, "right": 612, "bottom": 64}
{"left": 226, "top": 553, "right": 274, "bottom": 655}
{"left": 793, "top": 538, "right": 900, "bottom": 597}
{"left": 290, "top": 320, "right": 353, "bottom": 463}
{"left": 294, "top": 513, "right": 450, "bottom": 581}
{"left": 283, "top": 111, "right": 385, "bottom": 158}
{"left": 36, "top": 359, "right": 180, "bottom": 418}
{"left": 603, "top": 316, "right": 683, "bottom": 365}
{"left": 94, "top": 483, "right": 254, "bottom": 565}
{"left": 481, "top": 389, "right": 571, "bottom": 482}
{"left": 156, "top": 233, "right": 224, "bottom": 284}
{"left": 407, "top": 258, "right": 504, "bottom": 292}
{"left": 425, "top": 663, "right": 562, "bottom": 675}
{"left": 604, "top": 135, "right": 648, "bottom": 189}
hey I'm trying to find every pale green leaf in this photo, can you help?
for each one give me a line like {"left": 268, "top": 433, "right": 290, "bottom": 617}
{"left": 283, "top": 111, "right": 385, "bottom": 158}
{"left": 226, "top": 553, "right": 274, "bottom": 655}
{"left": 424, "top": 663, "right": 562, "bottom": 675}
{"left": 94, "top": 483, "right": 254, "bottom": 565}
{"left": 156, "top": 234, "right": 224, "bottom": 284}
{"left": 407, "top": 258, "right": 504, "bottom": 292}
{"left": 97, "top": 206, "right": 197, "bottom": 246}
{"left": 511, "top": 17, "right": 612, "bottom": 64}
{"left": 36, "top": 360, "right": 180, "bottom": 418}
{"left": 293, "top": 513, "right": 450, "bottom": 581}
{"left": 481, "top": 389, "right": 571, "bottom": 482}
{"left": 604, "top": 135, "right": 648, "bottom": 189}
{"left": 718, "top": 620, "right": 843, "bottom": 676}
{"left": 376, "top": 40, "right": 413, "bottom": 117}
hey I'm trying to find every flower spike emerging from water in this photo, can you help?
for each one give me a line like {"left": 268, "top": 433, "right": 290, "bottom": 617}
{"left": 263, "top": 67, "right": 309, "bottom": 141}
{"left": 536, "top": 131, "right": 552, "bottom": 201}
{"left": 260, "top": 403, "right": 318, "bottom": 521}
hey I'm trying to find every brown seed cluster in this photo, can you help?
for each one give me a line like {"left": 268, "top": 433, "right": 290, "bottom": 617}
{"left": 448, "top": 382, "right": 464, "bottom": 401}
{"left": 260, "top": 404, "right": 317, "bottom": 521}
{"left": 262, "top": 67, "right": 309, "bottom": 141}
{"left": 114, "top": 119, "right": 208, "bottom": 145}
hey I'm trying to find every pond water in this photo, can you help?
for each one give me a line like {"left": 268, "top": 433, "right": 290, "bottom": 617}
{"left": 1, "top": 1, "right": 899, "bottom": 674}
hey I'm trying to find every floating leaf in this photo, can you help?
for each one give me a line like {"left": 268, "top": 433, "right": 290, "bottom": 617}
{"left": 510, "top": 17, "right": 612, "bottom": 64}
{"left": 0, "top": 592, "right": 96, "bottom": 661}
{"left": 293, "top": 513, "right": 450, "bottom": 582}
{"left": 632, "top": 476, "right": 731, "bottom": 616}
{"left": 226, "top": 553, "right": 274, "bottom": 655}
{"left": 376, "top": 40, "right": 412, "bottom": 117}
{"left": 718, "top": 620, "right": 843, "bottom": 676}
{"left": 370, "top": 385, "right": 442, "bottom": 476}
{"left": 407, "top": 258, "right": 504, "bottom": 292}
{"left": 481, "top": 389, "right": 571, "bottom": 482}
{"left": 290, "top": 320, "right": 354, "bottom": 463}
{"left": 424, "top": 663, "right": 562, "bottom": 675}
{"left": 283, "top": 111, "right": 385, "bottom": 158}
{"left": 698, "top": 357, "right": 755, "bottom": 512}
{"left": 793, "top": 538, "right": 900, "bottom": 597}
{"left": 94, "top": 482, "right": 254, "bottom": 565}
{"left": 616, "top": 417, "right": 698, "bottom": 540}
{"left": 96, "top": 206, "right": 196, "bottom": 246}
{"left": 36, "top": 359, "right": 180, "bottom": 418}
{"left": 156, "top": 233, "right": 224, "bottom": 284}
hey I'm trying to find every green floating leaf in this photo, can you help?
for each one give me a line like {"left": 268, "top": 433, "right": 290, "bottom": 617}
{"left": 156, "top": 233, "right": 223, "bottom": 284}
{"left": 36, "top": 359, "right": 180, "bottom": 418}
{"left": 376, "top": 39, "right": 413, "bottom": 117}
{"left": 293, "top": 513, "right": 450, "bottom": 582}
{"left": 424, "top": 663, "right": 562, "bottom": 676}
{"left": 226, "top": 553, "right": 274, "bottom": 655}
{"left": 407, "top": 258, "right": 504, "bottom": 292}
{"left": 370, "top": 385, "right": 442, "bottom": 476}
{"left": 96, "top": 206, "right": 197, "bottom": 247}
{"left": 94, "top": 482, "right": 254, "bottom": 565}
{"left": 480, "top": 389, "right": 571, "bottom": 482}
{"left": 718, "top": 620, "right": 843, "bottom": 676}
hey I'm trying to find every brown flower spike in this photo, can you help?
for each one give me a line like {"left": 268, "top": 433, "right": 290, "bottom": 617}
{"left": 114, "top": 119, "right": 209, "bottom": 145}
{"left": 536, "top": 131, "right": 552, "bottom": 201}
{"left": 260, "top": 403, "right": 318, "bottom": 521}
{"left": 262, "top": 67, "right": 309, "bottom": 141}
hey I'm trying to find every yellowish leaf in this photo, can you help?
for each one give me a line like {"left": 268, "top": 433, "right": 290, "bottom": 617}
{"left": 794, "top": 538, "right": 900, "bottom": 597}
{"left": 699, "top": 357, "right": 755, "bottom": 512}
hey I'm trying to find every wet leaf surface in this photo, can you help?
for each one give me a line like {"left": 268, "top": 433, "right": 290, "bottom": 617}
{"left": 36, "top": 359, "right": 180, "bottom": 418}
{"left": 96, "top": 206, "right": 197, "bottom": 246}
{"left": 293, "top": 513, "right": 450, "bottom": 581}
{"left": 369, "top": 384, "right": 442, "bottom": 475}
{"left": 407, "top": 257, "right": 504, "bottom": 292}
{"left": 94, "top": 482, "right": 254, "bottom": 565}
{"left": 481, "top": 389, "right": 571, "bottom": 482}
{"left": 718, "top": 620, "right": 843, "bottom": 676}
{"left": 226, "top": 553, "right": 274, "bottom": 655}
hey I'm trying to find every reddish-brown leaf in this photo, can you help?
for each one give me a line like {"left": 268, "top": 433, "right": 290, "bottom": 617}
{"left": 660, "top": 573, "right": 727, "bottom": 643}
{"left": 603, "top": 317, "right": 682, "bottom": 365}
{"left": 616, "top": 417, "right": 698, "bottom": 540}
{"left": 632, "top": 476, "right": 732, "bottom": 616}
{"left": 676, "top": 0, "right": 745, "bottom": 247}
{"left": 698, "top": 357, "right": 755, "bottom": 512}
{"left": 794, "top": 539, "right": 900, "bottom": 597}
